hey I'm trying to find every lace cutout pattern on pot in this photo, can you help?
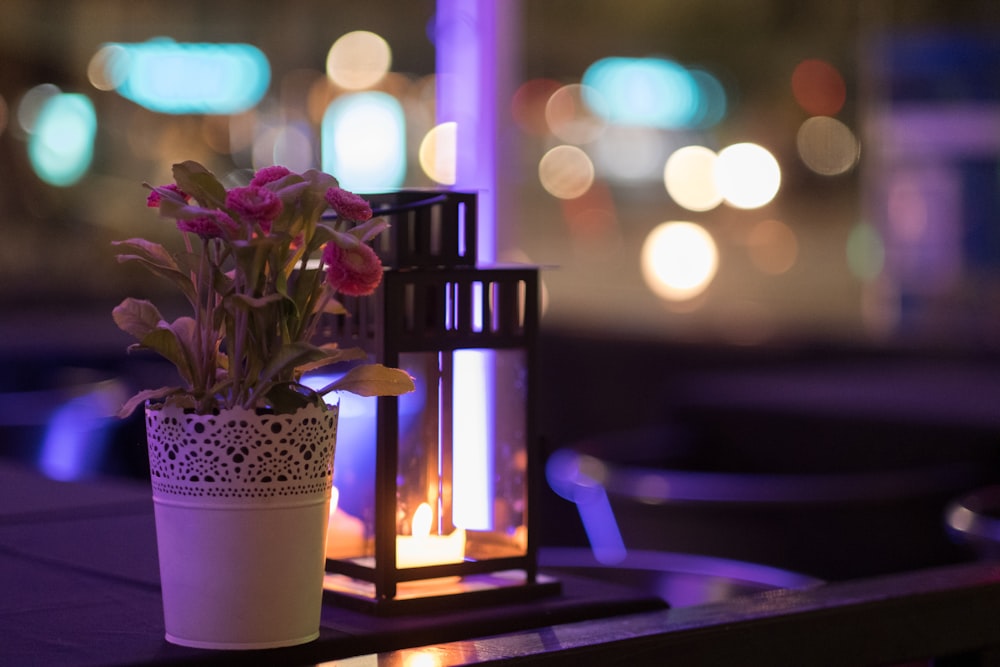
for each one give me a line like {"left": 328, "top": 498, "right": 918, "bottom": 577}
{"left": 145, "top": 402, "right": 338, "bottom": 499}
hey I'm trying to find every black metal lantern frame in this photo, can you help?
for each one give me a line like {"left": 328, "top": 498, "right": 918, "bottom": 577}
{"left": 320, "top": 191, "right": 559, "bottom": 614}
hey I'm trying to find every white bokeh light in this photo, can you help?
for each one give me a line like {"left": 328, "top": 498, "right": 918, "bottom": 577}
{"left": 545, "top": 83, "right": 607, "bottom": 144}
{"left": 17, "top": 83, "right": 61, "bottom": 133}
{"left": 253, "top": 122, "right": 314, "bottom": 173}
{"left": 326, "top": 31, "right": 392, "bottom": 90}
{"left": 664, "top": 145, "right": 722, "bottom": 212}
{"left": 796, "top": 116, "right": 860, "bottom": 176}
{"left": 641, "top": 221, "right": 718, "bottom": 301}
{"left": 321, "top": 92, "right": 405, "bottom": 191}
{"left": 419, "top": 121, "right": 457, "bottom": 185}
{"left": 592, "top": 125, "right": 667, "bottom": 183}
{"left": 715, "top": 142, "right": 781, "bottom": 209}
{"left": 538, "top": 145, "right": 595, "bottom": 199}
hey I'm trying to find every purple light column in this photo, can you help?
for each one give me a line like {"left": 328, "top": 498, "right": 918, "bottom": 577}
{"left": 435, "top": 0, "right": 512, "bottom": 263}
{"left": 435, "top": 1, "right": 519, "bottom": 530}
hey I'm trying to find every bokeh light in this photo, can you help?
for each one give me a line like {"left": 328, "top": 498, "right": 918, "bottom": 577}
{"left": 887, "top": 175, "right": 932, "bottom": 244}
{"left": 847, "top": 222, "right": 885, "bottom": 281}
{"left": 746, "top": 219, "right": 798, "bottom": 274}
{"left": 326, "top": 30, "right": 392, "bottom": 91}
{"left": 98, "top": 39, "right": 270, "bottom": 114}
{"left": 791, "top": 58, "right": 846, "bottom": 117}
{"left": 545, "top": 83, "right": 607, "bottom": 144}
{"left": 715, "top": 142, "right": 781, "bottom": 209}
{"left": 253, "top": 121, "right": 315, "bottom": 172}
{"left": 538, "top": 145, "right": 595, "bottom": 199}
{"left": 17, "top": 83, "right": 61, "bottom": 133}
{"left": 591, "top": 125, "right": 667, "bottom": 183}
{"left": 228, "top": 110, "right": 258, "bottom": 155}
{"left": 511, "top": 78, "right": 561, "bottom": 136}
{"left": 87, "top": 44, "right": 127, "bottom": 91}
{"left": 321, "top": 91, "right": 406, "bottom": 191}
{"left": 559, "top": 180, "right": 620, "bottom": 246}
{"left": 582, "top": 57, "right": 699, "bottom": 129}
{"left": 419, "top": 121, "right": 457, "bottom": 185}
{"left": 664, "top": 145, "right": 722, "bottom": 212}
{"left": 200, "top": 114, "right": 231, "bottom": 154}
{"left": 27, "top": 93, "right": 97, "bottom": 187}
{"left": 688, "top": 69, "right": 727, "bottom": 128}
{"left": 641, "top": 221, "right": 719, "bottom": 301}
{"left": 796, "top": 115, "right": 860, "bottom": 175}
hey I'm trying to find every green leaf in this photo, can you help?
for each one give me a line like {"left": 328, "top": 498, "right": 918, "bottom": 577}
{"left": 112, "top": 238, "right": 178, "bottom": 270}
{"left": 229, "top": 292, "right": 285, "bottom": 311}
{"left": 231, "top": 236, "right": 280, "bottom": 291}
{"left": 117, "top": 386, "right": 184, "bottom": 419}
{"left": 284, "top": 266, "right": 322, "bottom": 324}
{"left": 347, "top": 216, "right": 390, "bottom": 242}
{"left": 256, "top": 342, "right": 333, "bottom": 386}
{"left": 263, "top": 383, "right": 324, "bottom": 413}
{"left": 144, "top": 183, "right": 189, "bottom": 206}
{"left": 299, "top": 169, "right": 339, "bottom": 220}
{"left": 329, "top": 229, "right": 361, "bottom": 249}
{"left": 112, "top": 298, "right": 164, "bottom": 342}
{"left": 320, "top": 364, "right": 415, "bottom": 397}
{"left": 113, "top": 305, "right": 201, "bottom": 390}
{"left": 140, "top": 317, "right": 199, "bottom": 385}
{"left": 302, "top": 168, "right": 338, "bottom": 191}
{"left": 113, "top": 239, "right": 196, "bottom": 304}
{"left": 294, "top": 344, "right": 368, "bottom": 374}
{"left": 271, "top": 178, "right": 310, "bottom": 200}
{"left": 310, "top": 222, "right": 336, "bottom": 247}
{"left": 172, "top": 161, "right": 227, "bottom": 209}
{"left": 320, "top": 297, "right": 348, "bottom": 316}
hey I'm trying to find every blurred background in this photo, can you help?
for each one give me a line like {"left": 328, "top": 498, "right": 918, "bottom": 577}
{"left": 4, "top": 1, "right": 1000, "bottom": 343}
{"left": 4, "top": 0, "right": 1000, "bottom": 588}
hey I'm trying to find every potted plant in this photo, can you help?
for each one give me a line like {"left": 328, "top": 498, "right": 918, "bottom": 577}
{"left": 112, "top": 160, "right": 414, "bottom": 649}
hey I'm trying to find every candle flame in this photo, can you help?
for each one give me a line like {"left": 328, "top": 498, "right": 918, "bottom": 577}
{"left": 412, "top": 502, "right": 432, "bottom": 538}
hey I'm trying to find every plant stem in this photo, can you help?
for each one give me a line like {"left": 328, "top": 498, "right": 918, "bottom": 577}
{"left": 303, "top": 279, "right": 330, "bottom": 343}
{"left": 196, "top": 237, "right": 214, "bottom": 410}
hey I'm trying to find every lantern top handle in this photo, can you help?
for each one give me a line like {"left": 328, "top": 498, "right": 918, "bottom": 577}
{"left": 322, "top": 193, "right": 451, "bottom": 222}
{"left": 326, "top": 190, "right": 479, "bottom": 270}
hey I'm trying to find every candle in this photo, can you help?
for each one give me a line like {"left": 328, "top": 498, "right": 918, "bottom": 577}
{"left": 326, "top": 486, "right": 366, "bottom": 559}
{"left": 396, "top": 502, "right": 467, "bottom": 568}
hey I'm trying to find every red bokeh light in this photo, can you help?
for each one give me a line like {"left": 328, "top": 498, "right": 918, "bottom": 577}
{"left": 511, "top": 78, "right": 562, "bottom": 136}
{"left": 791, "top": 59, "right": 846, "bottom": 116}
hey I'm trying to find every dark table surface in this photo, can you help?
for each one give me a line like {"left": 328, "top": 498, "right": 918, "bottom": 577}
{"left": 0, "top": 460, "right": 672, "bottom": 666}
{"left": 7, "top": 459, "right": 1000, "bottom": 667}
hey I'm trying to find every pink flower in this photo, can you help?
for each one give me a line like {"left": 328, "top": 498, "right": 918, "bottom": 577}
{"left": 325, "top": 187, "right": 372, "bottom": 222}
{"left": 177, "top": 210, "right": 239, "bottom": 239}
{"left": 147, "top": 184, "right": 189, "bottom": 208}
{"left": 323, "top": 241, "right": 383, "bottom": 296}
{"left": 226, "top": 185, "right": 283, "bottom": 232}
{"left": 250, "top": 165, "right": 292, "bottom": 188}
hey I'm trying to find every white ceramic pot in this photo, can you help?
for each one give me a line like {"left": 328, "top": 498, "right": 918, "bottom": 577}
{"left": 144, "top": 401, "right": 338, "bottom": 649}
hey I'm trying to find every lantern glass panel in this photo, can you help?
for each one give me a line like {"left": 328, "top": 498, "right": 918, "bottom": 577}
{"left": 396, "top": 347, "right": 529, "bottom": 565}
{"left": 326, "top": 392, "right": 377, "bottom": 561}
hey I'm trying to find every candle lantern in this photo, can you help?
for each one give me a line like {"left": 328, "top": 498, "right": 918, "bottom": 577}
{"left": 320, "top": 191, "right": 558, "bottom": 614}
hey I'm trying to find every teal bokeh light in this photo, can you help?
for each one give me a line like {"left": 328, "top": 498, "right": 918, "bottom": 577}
{"left": 321, "top": 92, "right": 406, "bottom": 191}
{"left": 104, "top": 38, "right": 270, "bottom": 114}
{"left": 582, "top": 57, "right": 726, "bottom": 130}
{"left": 689, "top": 69, "right": 727, "bottom": 129}
{"left": 28, "top": 93, "right": 96, "bottom": 187}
